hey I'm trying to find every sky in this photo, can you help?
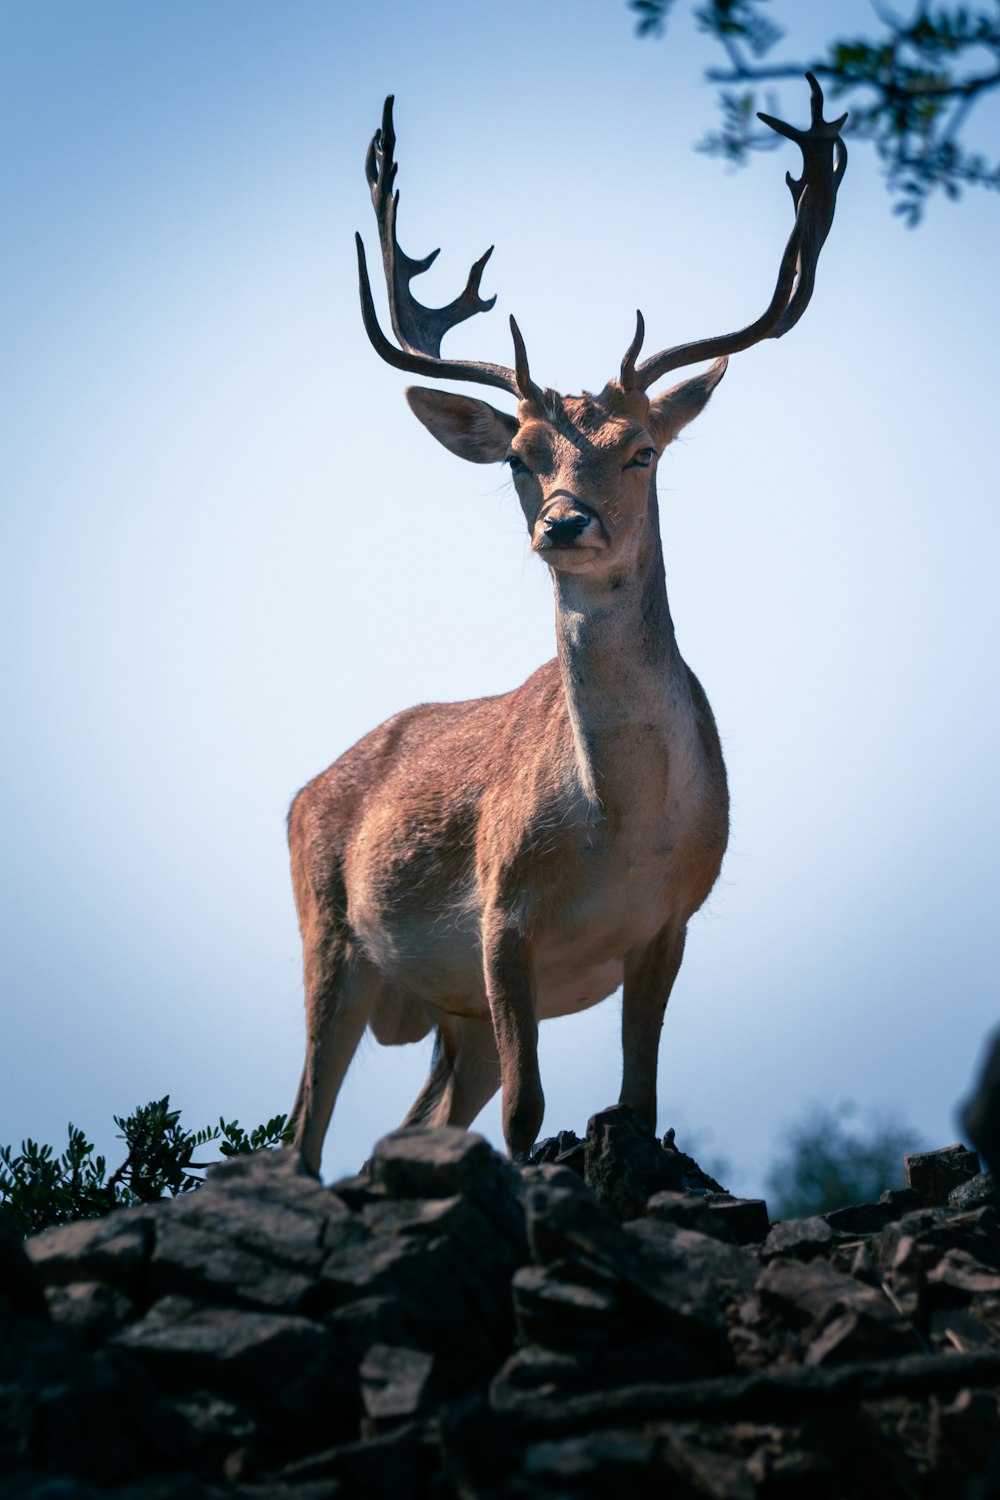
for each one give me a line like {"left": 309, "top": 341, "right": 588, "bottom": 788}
{"left": 2, "top": 1, "right": 998, "bottom": 1199}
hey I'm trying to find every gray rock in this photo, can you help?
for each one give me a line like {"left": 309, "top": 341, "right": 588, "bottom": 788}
{"left": 25, "top": 1206, "right": 154, "bottom": 1298}
{"left": 359, "top": 1343, "right": 435, "bottom": 1423}
{"left": 530, "top": 1129, "right": 587, "bottom": 1179}
{"left": 44, "top": 1279, "right": 133, "bottom": 1343}
{"left": 904, "top": 1144, "right": 981, "bottom": 1207}
{"left": 521, "top": 1164, "right": 626, "bottom": 1270}
{"left": 947, "top": 1170, "right": 997, "bottom": 1212}
{"left": 805, "top": 1306, "right": 920, "bottom": 1366}
{"left": 756, "top": 1257, "right": 877, "bottom": 1331}
{"left": 645, "top": 1189, "right": 730, "bottom": 1238}
{"left": 111, "top": 1297, "right": 356, "bottom": 1441}
{"left": 583, "top": 1106, "right": 724, "bottom": 1221}
{"left": 625, "top": 1221, "right": 760, "bottom": 1299}
{"left": 927, "top": 1248, "right": 1000, "bottom": 1300}
{"left": 824, "top": 1201, "right": 898, "bottom": 1236}
{"left": 367, "top": 1127, "right": 525, "bottom": 1253}
{"left": 705, "top": 1196, "right": 770, "bottom": 1246}
{"left": 512, "top": 1261, "right": 623, "bottom": 1349}
{"left": 762, "top": 1215, "right": 835, "bottom": 1260}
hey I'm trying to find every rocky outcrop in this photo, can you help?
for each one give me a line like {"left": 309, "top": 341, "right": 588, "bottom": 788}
{"left": 2, "top": 1105, "right": 998, "bottom": 1498}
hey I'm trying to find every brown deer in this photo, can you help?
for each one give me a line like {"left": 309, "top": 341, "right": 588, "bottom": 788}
{"left": 288, "top": 78, "right": 847, "bottom": 1171}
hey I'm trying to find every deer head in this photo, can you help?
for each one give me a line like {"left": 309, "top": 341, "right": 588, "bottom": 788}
{"left": 356, "top": 79, "right": 847, "bottom": 580}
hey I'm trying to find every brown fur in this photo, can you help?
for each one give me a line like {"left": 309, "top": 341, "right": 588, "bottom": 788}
{"left": 288, "top": 373, "right": 730, "bottom": 1168}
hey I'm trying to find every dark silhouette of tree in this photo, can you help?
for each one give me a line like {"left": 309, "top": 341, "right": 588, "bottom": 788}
{"left": 629, "top": 1, "right": 1000, "bottom": 221}
{"left": 765, "top": 1099, "right": 924, "bottom": 1218}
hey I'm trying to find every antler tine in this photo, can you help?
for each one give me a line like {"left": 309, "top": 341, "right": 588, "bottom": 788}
{"left": 620, "top": 310, "right": 645, "bottom": 390}
{"left": 510, "top": 315, "right": 547, "bottom": 408}
{"left": 634, "top": 74, "right": 847, "bottom": 391}
{"left": 357, "top": 96, "right": 521, "bottom": 396}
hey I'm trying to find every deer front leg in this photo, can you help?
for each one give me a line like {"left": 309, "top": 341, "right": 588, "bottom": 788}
{"left": 482, "top": 909, "right": 543, "bottom": 1160}
{"left": 288, "top": 924, "right": 371, "bottom": 1175}
{"left": 620, "top": 924, "right": 687, "bottom": 1132}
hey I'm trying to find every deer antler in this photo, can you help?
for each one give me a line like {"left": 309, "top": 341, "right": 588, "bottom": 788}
{"left": 356, "top": 97, "right": 527, "bottom": 399}
{"left": 621, "top": 73, "right": 848, "bottom": 392}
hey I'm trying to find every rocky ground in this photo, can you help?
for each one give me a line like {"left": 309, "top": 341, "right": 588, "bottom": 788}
{"left": 2, "top": 1105, "right": 999, "bottom": 1498}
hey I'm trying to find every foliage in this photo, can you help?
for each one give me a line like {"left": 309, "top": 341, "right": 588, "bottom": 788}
{"left": 0, "top": 1097, "right": 293, "bottom": 1237}
{"left": 765, "top": 1099, "right": 923, "bottom": 1219}
{"left": 628, "top": 1, "right": 1000, "bottom": 221}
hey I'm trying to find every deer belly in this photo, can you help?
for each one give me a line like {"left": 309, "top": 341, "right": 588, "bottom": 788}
{"left": 534, "top": 953, "right": 626, "bottom": 1019}
{"left": 355, "top": 908, "right": 490, "bottom": 1018}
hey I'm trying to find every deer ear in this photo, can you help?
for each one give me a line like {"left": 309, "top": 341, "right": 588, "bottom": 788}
{"left": 406, "top": 387, "right": 518, "bottom": 464}
{"left": 648, "top": 357, "right": 728, "bottom": 447}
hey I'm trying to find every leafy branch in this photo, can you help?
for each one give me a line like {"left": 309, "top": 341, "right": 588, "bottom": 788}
{"left": 629, "top": 1, "right": 1000, "bottom": 221}
{"left": 0, "top": 1096, "right": 293, "bottom": 1237}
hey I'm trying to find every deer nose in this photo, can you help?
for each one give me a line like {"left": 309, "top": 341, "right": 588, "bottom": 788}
{"left": 542, "top": 513, "right": 591, "bottom": 545}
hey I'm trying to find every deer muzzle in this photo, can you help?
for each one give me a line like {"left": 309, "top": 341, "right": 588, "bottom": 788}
{"left": 536, "top": 504, "right": 599, "bottom": 552}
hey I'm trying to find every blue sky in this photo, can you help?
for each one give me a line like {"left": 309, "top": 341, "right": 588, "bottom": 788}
{"left": 2, "top": 1, "right": 998, "bottom": 1195}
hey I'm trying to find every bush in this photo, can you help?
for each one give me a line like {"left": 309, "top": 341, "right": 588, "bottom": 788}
{"left": 766, "top": 1100, "right": 923, "bottom": 1219}
{"left": 0, "top": 1097, "right": 292, "bottom": 1236}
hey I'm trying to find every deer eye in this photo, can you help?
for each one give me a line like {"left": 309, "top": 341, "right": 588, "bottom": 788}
{"left": 507, "top": 454, "right": 531, "bottom": 477}
{"left": 625, "top": 447, "right": 655, "bottom": 470}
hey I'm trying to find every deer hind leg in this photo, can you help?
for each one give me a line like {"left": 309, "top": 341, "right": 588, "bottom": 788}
{"left": 483, "top": 910, "right": 543, "bottom": 1160}
{"left": 619, "top": 923, "right": 687, "bottom": 1132}
{"left": 288, "top": 920, "right": 373, "bottom": 1174}
{"left": 400, "top": 1015, "right": 501, "bottom": 1130}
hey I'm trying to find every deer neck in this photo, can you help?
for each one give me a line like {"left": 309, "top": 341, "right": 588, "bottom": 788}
{"left": 551, "top": 495, "right": 693, "bottom": 816}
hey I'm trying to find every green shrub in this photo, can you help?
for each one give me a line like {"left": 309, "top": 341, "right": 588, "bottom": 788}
{"left": 0, "top": 1096, "right": 292, "bottom": 1236}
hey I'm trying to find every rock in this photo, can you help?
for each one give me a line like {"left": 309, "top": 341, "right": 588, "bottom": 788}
{"left": 355, "top": 1192, "right": 520, "bottom": 1347}
{"left": 882, "top": 1233, "right": 928, "bottom": 1323}
{"left": 521, "top": 1164, "right": 627, "bottom": 1270}
{"left": 645, "top": 1191, "right": 768, "bottom": 1247}
{"left": 44, "top": 1279, "right": 133, "bottom": 1344}
{"left": 625, "top": 1221, "right": 760, "bottom": 1300}
{"left": 583, "top": 1107, "right": 725, "bottom": 1221}
{"left": 270, "top": 1419, "right": 439, "bottom": 1494}
{"left": 512, "top": 1261, "right": 623, "bottom": 1350}
{"left": 904, "top": 1144, "right": 981, "bottom": 1207}
{"left": 6, "top": 1123, "right": 1000, "bottom": 1496}
{"left": 706, "top": 1197, "right": 770, "bottom": 1246}
{"left": 947, "top": 1171, "right": 997, "bottom": 1212}
{"left": 930, "top": 1305, "right": 998, "bottom": 1352}
{"left": 931, "top": 1387, "right": 1000, "bottom": 1479}
{"left": 880, "top": 1186, "right": 922, "bottom": 1212}
{"left": 111, "top": 1297, "right": 358, "bottom": 1448}
{"left": 756, "top": 1257, "right": 875, "bottom": 1331}
{"left": 150, "top": 1210, "right": 326, "bottom": 1316}
{"left": 644, "top": 1189, "right": 730, "bottom": 1238}
{"left": 359, "top": 1343, "right": 436, "bottom": 1424}
{"left": 530, "top": 1130, "right": 586, "bottom": 1179}
{"left": 824, "top": 1201, "right": 898, "bottom": 1236}
{"left": 762, "top": 1216, "right": 835, "bottom": 1261}
{"left": 804, "top": 1306, "right": 919, "bottom": 1366}
{"left": 927, "top": 1248, "right": 1000, "bottom": 1301}
{"left": 25, "top": 1205, "right": 154, "bottom": 1299}
{"left": 521, "top": 1429, "right": 660, "bottom": 1494}
{"left": 367, "top": 1127, "right": 525, "bottom": 1253}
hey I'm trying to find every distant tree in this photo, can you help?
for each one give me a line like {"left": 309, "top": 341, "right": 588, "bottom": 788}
{"left": 0, "top": 1097, "right": 292, "bottom": 1237}
{"left": 765, "top": 1099, "right": 924, "bottom": 1218}
{"left": 628, "top": 1, "right": 1000, "bottom": 222}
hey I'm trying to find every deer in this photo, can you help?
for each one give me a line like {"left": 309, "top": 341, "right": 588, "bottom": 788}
{"left": 287, "top": 77, "right": 847, "bottom": 1173}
